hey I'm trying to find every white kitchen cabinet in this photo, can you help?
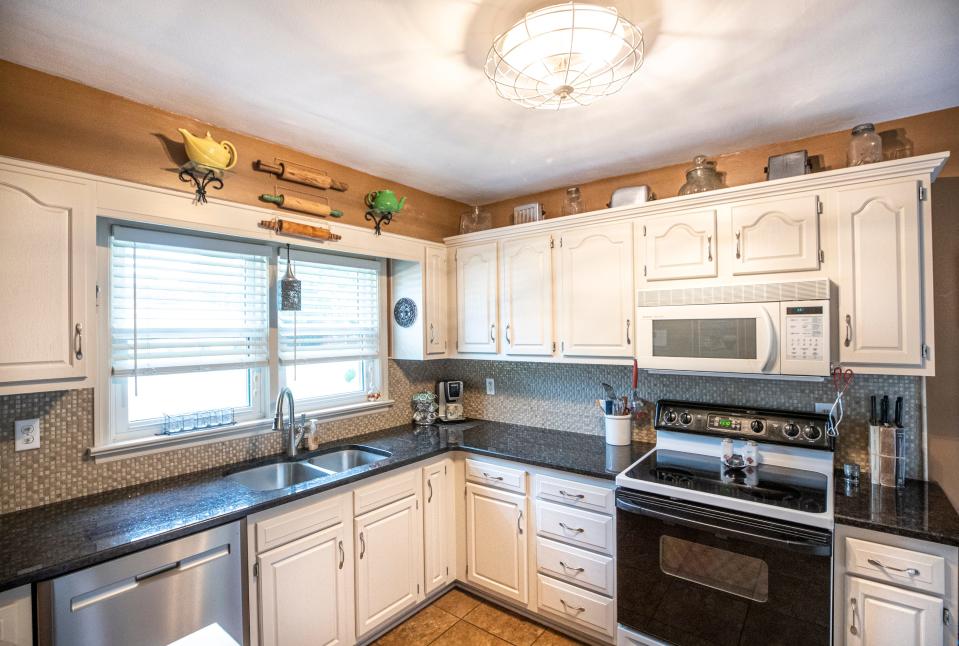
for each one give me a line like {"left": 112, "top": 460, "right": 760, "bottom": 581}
{"left": 354, "top": 494, "right": 423, "bottom": 637}
{"left": 640, "top": 209, "right": 717, "bottom": 281}
{"left": 423, "top": 460, "right": 453, "bottom": 595}
{"left": 837, "top": 180, "right": 923, "bottom": 366}
{"left": 731, "top": 194, "right": 821, "bottom": 274}
{"left": 844, "top": 576, "right": 943, "bottom": 646}
{"left": 0, "top": 165, "right": 93, "bottom": 386}
{"left": 558, "top": 221, "right": 634, "bottom": 358}
{"left": 466, "top": 482, "right": 528, "bottom": 603}
{"left": 257, "top": 523, "right": 353, "bottom": 646}
{"left": 455, "top": 242, "right": 498, "bottom": 353}
{"left": 500, "top": 234, "right": 554, "bottom": 356}
{"left": 425, "top": 246, "right": 448, "bottom": 355}
{"left": 0, "top": 585, "right": 32, "bottom": 646}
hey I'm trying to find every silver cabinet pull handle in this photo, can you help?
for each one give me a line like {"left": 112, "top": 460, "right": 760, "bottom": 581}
{"left": 560, "top": 599, "right": 586, "bottom": 613}
{"left": 359, "top": 532, "right": 366, "bottom": 559}
{"left": 735, "top": 231, "right": 742, "bottom": 259}
{"left": 849, "top": 597, "right": 859, "bottom": 635}
{"left": 427, "top": 480, "right": 433, "bottom": 503}
{"left": 559, "top": 522, "right": 585, "bottom": 534}
{"left": 338, "top": 540, "right": 345, "bottom": 569}
{"left": 482, "top": 472, "right": 503, "bottom": 481}
{"left": 867, "top": 558, "right": 919, "bottom": 576}
{"left": 625, "top": 319, "right": 631, "bottom": 345}
{"left": 844, "top": 314, "right": 852, "bottom": 347}
{"left": 505, "top": 323, "right": 511, "bottom": 345}
{"left": 430, "top": 323, "right": 435, "bottom": 343}
{"left": 559, "top": 561, "right": 584, "bottom": 573}
{"left": 558, "top": 490, "right": 585, "bottom": 500}
{"left": 707, "top": 235, "right": 713, "bottom": 262}
{"left": 490, "top": 323, "right": 495, "bottom": 342}
{"left": 517, "top": 509, "right": 524, "bottom": 535}
{"left": 74, "top": 323, "right": 83, "bottom": 360}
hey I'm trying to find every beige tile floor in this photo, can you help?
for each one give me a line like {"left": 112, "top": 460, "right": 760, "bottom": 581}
{"left": 373, "top": 588, "right": 586, "bottom": 646}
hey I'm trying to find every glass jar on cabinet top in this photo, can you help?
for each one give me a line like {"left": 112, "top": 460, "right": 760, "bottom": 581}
{"left": 562, "top": 187, "right": 584, "bottom": 215}
{"left": 847, "top": 123, "right": 883, "bottom": 166}
{"left": 678, "top": 155, "right": 725, "bottom": 195}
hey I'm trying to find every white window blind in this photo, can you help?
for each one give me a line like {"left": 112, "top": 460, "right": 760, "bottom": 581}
{"left": 110, "top": 226, "right": 270, "bottom": 377}
{"left": 278, "top": 252, "right": 380, "bottom": 365}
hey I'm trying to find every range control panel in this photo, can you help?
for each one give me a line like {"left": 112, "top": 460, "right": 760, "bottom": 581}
{"left": 655, "top": 399, "right": 833, "bottom": 450}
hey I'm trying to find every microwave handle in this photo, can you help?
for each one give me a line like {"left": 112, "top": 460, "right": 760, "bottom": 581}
{"left": 759, "top": 306, "right": 777, "bottom": 372}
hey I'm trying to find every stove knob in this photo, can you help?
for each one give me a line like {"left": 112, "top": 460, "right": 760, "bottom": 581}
{"left": 803, "top": 425, "right": 823, "bottom": 441}
{"left": 750, "top": 420, "right": 765, "bottom": 433}
{"left": 663, "top": 410, "right": 678, "bottom": 424}
{"left": 783, "top": 423, "right": 801, "bottom": 439}
{"left": 679, "top": 412, "right": 693, "bottom": 425}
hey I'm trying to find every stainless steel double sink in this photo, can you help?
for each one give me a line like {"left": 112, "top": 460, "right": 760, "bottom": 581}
{"left": 226, "top": 447, "right": 391, "bottom": 492}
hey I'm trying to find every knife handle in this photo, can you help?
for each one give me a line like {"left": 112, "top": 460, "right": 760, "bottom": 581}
{"left": 870, "top": 396, "right": 878, "bottom": 425}
{"left": 880, "top": 396, "right": 890, "bottom": 425}
{"left": 894, "top": 396, "right": 903, "bottom": 428}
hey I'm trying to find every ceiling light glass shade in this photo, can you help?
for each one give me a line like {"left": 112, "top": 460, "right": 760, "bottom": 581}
{"left": 485, "top": 2, "right": 644, "bottom": 110}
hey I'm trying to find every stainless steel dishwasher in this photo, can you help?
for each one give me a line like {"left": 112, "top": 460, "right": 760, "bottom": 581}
{"left": 38, "top": 521, "right": 245, "bottom": 646}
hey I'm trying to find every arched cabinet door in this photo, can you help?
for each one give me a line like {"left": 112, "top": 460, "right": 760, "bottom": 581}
{"left": 455, "top": 242, "right": 498, "bottom": 354}
{"left": 0, "top": 166, "right": 93, "bottom": 385}
{"left": 731, "top": 194, "right": 821, "bottom": 275}
{"left": 641, "top": 210, "right": 717, "bottom": 281}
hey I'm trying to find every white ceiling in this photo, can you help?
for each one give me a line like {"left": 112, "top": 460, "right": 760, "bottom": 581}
{"left": 1, "top": 0, "right": 958, "bottom": 204}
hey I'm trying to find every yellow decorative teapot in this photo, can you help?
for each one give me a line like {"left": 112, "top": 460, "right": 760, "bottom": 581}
{"left": 178, "top": 128, "right": 238, "bottom": 170}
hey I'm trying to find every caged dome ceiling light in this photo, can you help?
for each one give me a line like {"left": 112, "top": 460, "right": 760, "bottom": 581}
{"left": 484, "top": 2, "right": 644, "bottom": 110}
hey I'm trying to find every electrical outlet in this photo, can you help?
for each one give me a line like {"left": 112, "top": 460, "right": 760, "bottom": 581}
{"left": 814, "top": 403, "right": 833, "bottom": 415}
{"left": 485, "top": 378, "right": 495, "bottom": 395}
{"left": 15, "top": 418, "right": 40, "bottom": 451}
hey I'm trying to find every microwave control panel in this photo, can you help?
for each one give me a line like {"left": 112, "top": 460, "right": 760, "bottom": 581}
{"left": 780, "top": 300, "right": 831, "bottom": 376}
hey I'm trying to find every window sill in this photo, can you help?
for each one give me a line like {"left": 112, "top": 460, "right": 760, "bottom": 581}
{"left": 89, "top": 399, "right": 395, "bottom": 462}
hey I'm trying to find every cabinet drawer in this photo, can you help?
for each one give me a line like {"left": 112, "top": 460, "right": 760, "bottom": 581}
{"left": 466, "top": 458, "right": 527, "bottom": 494}
{"left": 353, "top": 468, "right": 419, "bottom": 515}
{"left": 534, "top": 474, "right": 614, "bottom": 514}
{"left": 845, "top": 537, "right": 946, "bottom": 594}
{"left": 536, "top": 536, "right": 614, "bottom": 596}
{"left": 254, "top": 494, "right": 346, "bottom": 553}
{"left": 537, "top": 574, "right": 616, "bottom": 637}
{"left": 535, "top": 500, "right": 613, "bottom": 555}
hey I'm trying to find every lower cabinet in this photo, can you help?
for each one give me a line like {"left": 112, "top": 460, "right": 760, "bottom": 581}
{"left": 423, "top": 459, "right": 454, "bottom": 595}
{"left": 354, "top": 494, "right": 424, "bottom": 637}
{"left": 844, "top": 576, "right": 943, "bottom": 646}
{"left": 257, "top": 523, "right": 352, "bottom": 646}
{"left": 466, "top": 482, "right": 528, "bottom": 603}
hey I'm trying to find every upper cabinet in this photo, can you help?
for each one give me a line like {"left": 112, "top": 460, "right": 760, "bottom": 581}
{"left": 500, "top": 234, "right": 554, "bottom": 356}
{"left": 641, "top": 209, "right": 717, "bottom": 281}
{"left": 455, "top": 242, "right": 498, "bottom": 354}
{"left": 837, "top": 180, "right": 924, "bottom": 367}
{"left": 425, "top": 246, "right": 448, "bottom": 355}
{"left": 731, "top": 194, "right": 821, "bottom": 275}
{"left": 559, "top": 222, "right": 634, "bottom": 358}
{"left": 0, "top": 165, "right": 93, "bottom": 387}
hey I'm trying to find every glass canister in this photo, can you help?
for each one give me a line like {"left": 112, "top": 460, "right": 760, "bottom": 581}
{"left": 678, "top": 155, "right": 725, "bottom": 195}
{"left": 562, "top": 187, "right": 584, "bottom": 215}
{"left": 411, "top": 391, "right": 438, "bottom": 426}
{"left": 847, "top": 123, "right": 883, "bottom": 166}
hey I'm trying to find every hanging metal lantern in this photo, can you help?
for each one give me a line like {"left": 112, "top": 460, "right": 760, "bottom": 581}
{"left": 280, "top": 244, "right": 301, "bottom": 311}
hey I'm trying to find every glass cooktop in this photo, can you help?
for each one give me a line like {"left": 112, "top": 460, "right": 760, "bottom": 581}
{"left": 623, "top": 449, "right": 828, "bottom": 514}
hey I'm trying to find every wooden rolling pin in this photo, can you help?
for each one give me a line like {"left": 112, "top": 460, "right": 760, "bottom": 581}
{"left": 254, "top": 160, "right": 349, "bottom": 191}
{"left": 259, "top": 193, "right": 343, "bottom": 218}
{"left": 258, "top": 218, "right": 341, "bottom": 242}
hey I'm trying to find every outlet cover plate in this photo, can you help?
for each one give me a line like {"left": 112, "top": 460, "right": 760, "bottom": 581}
{"left": 485, "top": 378, "right": 495, "bottom": 395}
{"left": 15, "top": 418, "right": 40, "bottom": 451}
{"left": 814, "top": 403, "right": 833, "bottom": 415}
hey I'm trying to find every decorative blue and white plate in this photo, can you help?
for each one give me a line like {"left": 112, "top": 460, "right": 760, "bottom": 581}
{"left": 393, "top": 297, "right": 417, "bottom": 328}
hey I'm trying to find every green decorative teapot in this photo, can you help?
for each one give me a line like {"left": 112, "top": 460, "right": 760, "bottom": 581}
{"left": 365, "top": 189, "right": 406, "bottom": 213}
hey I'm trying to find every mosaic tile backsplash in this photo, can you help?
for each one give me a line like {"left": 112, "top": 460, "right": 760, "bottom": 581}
{"left": 0, "top": 358, "right": 923, "bottom": 512}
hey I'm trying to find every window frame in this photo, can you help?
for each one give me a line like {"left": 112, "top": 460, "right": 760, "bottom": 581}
{"left": 93, "top": 221, "right": 391, "bottom": 458}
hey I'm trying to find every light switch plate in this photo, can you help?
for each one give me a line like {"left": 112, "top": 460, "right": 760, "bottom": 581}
{"left": 14, "top": 418, "right": 40, "bottom": 451}
{"left": 814, "top": 403, "right": 833, "bottom": 415}
{"left": 485, "top": 378, "right": 495, "bottom": 395}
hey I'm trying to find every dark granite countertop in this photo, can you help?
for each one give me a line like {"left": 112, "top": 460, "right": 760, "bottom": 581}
{"left": 834, "top": 474, "right": 959, "bottom": 547}
{"left": 0, "top": 420, "right": 653, "bottom": 592}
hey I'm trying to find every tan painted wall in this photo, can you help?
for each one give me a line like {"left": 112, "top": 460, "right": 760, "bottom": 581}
{"left": 0, "top": 61, "right": 468, "bottom": 242}
{"left": 480, "top": 107, "right": 959, "bottom": 229}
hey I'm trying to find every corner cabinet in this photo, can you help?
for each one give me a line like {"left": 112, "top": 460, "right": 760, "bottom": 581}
{"left": 423, "top": 460, "right": 454, "bottom": 595}
{"left": 455, "top": 242, "right": 498, "bottom": 354}
{"left": 0, "top": 165, "right": 93, "bottom": 388}
{"left": 558, "top": 221, "right": 634, "bottom": 358}
{"left": 500, "top": 234, "right": 554, "bottom": 356}
{"left": 837, "top": 180, "right": 924, "bottom": 367}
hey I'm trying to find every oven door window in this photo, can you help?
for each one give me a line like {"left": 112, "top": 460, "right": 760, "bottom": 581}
{"left": 652, "top": 318, "right": 758, "bottom": 359}
{"left": 660, "top": 535, "right": 769, "bottom": 602}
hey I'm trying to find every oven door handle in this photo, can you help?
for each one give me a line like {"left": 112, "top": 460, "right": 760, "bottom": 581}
{"left": 616, "top": 498, "right": 831, "bottom": 556}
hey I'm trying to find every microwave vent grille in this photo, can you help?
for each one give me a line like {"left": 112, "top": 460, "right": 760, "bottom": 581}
{"left": 637, "top": 280, "right": 829, "bottom": 306}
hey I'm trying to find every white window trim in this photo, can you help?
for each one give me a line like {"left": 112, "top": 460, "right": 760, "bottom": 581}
{"left": 93, "top": 220, "right": 393, "bottom": 460}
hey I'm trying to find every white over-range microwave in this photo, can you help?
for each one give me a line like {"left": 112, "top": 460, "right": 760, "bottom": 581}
{"left": 635, "top": 280, "right": 834, "bottom": 376}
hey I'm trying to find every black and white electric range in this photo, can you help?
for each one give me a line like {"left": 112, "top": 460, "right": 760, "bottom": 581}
{"left": 615, "top": 400, "right": 835, "bottom": 646}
